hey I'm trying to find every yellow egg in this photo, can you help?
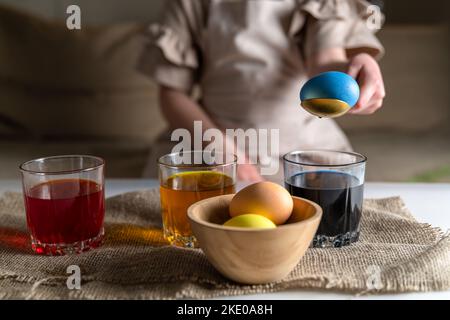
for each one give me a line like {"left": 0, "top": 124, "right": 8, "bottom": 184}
{"left": 229, "top": 182, "right": 293, "bottom": 225}
{"left": 223, "top": 214, "right": 276, "bottom": 229}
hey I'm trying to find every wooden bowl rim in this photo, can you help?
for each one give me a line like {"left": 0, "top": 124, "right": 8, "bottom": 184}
{"left": 187, "top": 194, "right": 322, "bottom": 233}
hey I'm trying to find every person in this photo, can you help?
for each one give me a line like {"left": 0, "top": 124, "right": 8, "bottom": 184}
{"left": 138, "top": 0, "right": 385, "bottom": 182}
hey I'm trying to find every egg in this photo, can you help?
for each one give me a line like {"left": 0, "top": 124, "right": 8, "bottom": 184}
{"left": 299, "top": 71, "right": 360, "bottom": 118}
{"left": 229, "top": 182, "right": 293, "bottom": 225}
{"left": 223, "top": 214, "right": 276, "bottom": 229}
{"left": 300, "top": 71, "right": 360, "bottom": 107}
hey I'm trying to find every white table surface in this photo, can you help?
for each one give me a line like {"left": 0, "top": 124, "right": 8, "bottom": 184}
{"left": 1, "top": 179, "right": 449, "bottom": 300}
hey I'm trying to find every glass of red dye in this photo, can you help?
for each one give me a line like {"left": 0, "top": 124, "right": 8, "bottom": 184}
{"left": 20, "top": 155, "right": 105, "bottom": 255}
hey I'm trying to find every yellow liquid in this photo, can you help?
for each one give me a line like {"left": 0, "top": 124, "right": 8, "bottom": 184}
{"left": 301, "top": 98, "right": 351, "bottom": 118}
{"left": 160, "top": 171, "right": 235, "bottom": 247}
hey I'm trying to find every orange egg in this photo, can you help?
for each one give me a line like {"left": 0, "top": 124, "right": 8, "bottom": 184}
{"left": 229, "top": 182, "right": 293, "bottom": 225}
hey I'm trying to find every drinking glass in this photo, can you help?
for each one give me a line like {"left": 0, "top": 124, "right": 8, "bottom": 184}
{"left": 159, "top": 151, "right": 237, "bottom": 248}
{"left": 20, "top": 155, "right": 105, "bottom": 255}
{"left": 283, "top": 150, "right": 366, "bottom": 247}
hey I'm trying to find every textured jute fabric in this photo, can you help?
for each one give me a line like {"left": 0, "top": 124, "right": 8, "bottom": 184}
{"left": 0, "top": 189, "right": 449, "bottom": 299}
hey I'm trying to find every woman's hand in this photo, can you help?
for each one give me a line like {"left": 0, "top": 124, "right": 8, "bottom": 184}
{"left": 347, "top": 53, "right": 385, "bottom": 115}
{"left": 235, "top": 151, "right": 264, "bottom": 182}
{"left": 237, "top": 163, "right": 264, "bottom": 183}
{"left": 308, "top": 49, "right": 385, "bottom": 115}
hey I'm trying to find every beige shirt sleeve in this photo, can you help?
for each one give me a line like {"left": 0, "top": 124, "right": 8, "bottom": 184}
{"left": 137, "top": 0, "right": 204, "bottom": 93}
{"left": 299, "top": 0, "right": 385, "bottom": 60}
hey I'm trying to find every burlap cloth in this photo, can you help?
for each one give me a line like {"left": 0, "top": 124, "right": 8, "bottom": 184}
{"left": 0, "top": 189, "right": 449, "bottom": 299}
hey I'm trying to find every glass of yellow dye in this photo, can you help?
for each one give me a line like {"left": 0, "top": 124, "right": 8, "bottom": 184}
{"left": 158, "top": 151, "right": 237, "bottom": 248}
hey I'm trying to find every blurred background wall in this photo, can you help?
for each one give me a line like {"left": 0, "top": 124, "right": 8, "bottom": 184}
{"left": 0, "top": 0, "right": 448, "bottom": 181}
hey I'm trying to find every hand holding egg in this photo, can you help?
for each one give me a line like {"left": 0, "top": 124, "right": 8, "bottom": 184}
{"left": 346, "top": 53, "right": 386, "bottom": 115}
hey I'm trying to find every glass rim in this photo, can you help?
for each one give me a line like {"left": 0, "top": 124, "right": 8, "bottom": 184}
{"left": 282, "top": 149, "right": 367, "bottom": 168}
{"left": 158, "top": 151, "right": 237, "bottom": 169}
{"left": 19, "top": 155, "right": 105, "bottom": 175}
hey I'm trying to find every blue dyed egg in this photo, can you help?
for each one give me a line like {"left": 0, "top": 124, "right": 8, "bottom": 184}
{"left": 300, "top": 71, "right": 360, "bottom": 107}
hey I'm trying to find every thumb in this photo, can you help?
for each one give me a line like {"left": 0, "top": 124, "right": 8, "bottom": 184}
{"left": 347, "top": 60, "right": 362, "bottom": 79}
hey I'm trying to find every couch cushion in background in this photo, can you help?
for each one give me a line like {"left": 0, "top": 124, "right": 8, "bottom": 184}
{"left": 0, "top": 4, "right": 164, "bottom": 140}
{"left": 0, "top": 140, "right": 150, "bottom": 179}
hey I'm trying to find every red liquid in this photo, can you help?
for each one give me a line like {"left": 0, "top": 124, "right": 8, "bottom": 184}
{"left": 24, "top": 179, "right": 105, "bottom": 247}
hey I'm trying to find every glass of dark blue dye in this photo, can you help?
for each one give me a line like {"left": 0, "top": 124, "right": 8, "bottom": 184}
{"left": 283, "top": 150, "right": 366, "bottom": 248}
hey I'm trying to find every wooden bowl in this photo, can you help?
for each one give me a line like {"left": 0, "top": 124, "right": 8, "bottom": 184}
{"left": 187, "top": 194, "right": 322, "bottom": 284}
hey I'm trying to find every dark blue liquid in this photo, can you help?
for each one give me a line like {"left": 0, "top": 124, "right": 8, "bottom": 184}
{"left": 285, "top": 171, "right": 363, "bottom": 246}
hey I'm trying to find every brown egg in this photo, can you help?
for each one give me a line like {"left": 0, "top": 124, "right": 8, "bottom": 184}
{"left": 229, "top": 182, "right": 294, "bottom": 225}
